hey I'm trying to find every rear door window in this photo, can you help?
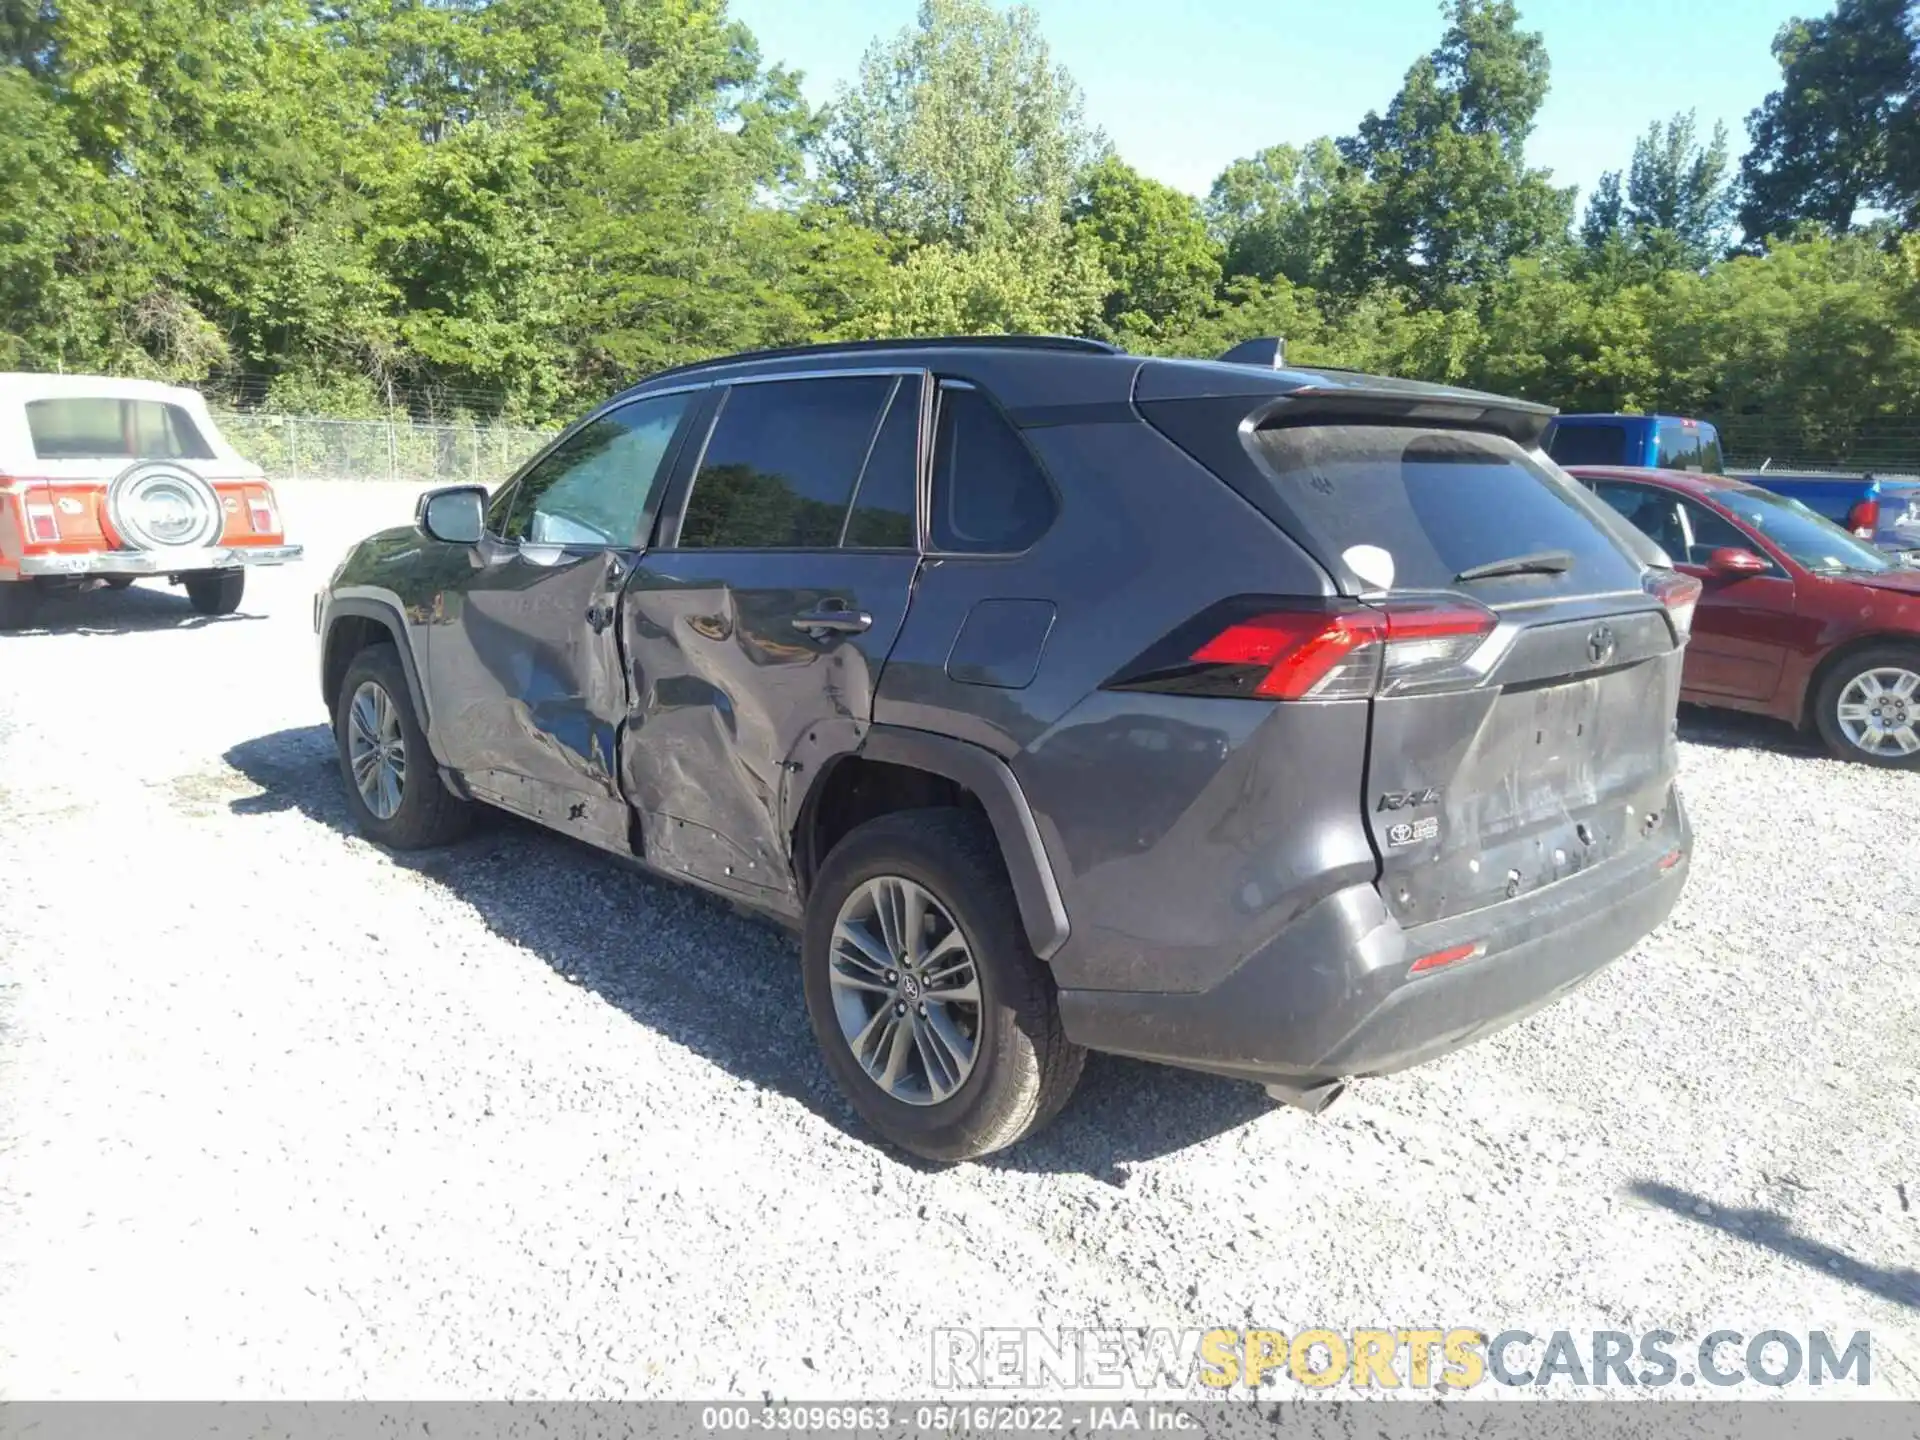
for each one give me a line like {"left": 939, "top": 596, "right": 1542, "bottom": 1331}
{"left": 679, "top": 376, "right": 892, "bottom": 550}
{"left": 1546, "top": 423, "right": 1629, "bottom": 467}
{"left": 840, "top": 377, "right": 920, "bottom": 549}
{"left": 26, "top": 397, "right": 215, "bottom": 461}
{"left": 1249, "top": 424, "right": 1641, "bottom": 595}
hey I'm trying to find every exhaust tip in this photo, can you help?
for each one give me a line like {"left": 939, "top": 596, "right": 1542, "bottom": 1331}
{"left": 1264, "top": 1078, "right": 1347, "bottom": 1115}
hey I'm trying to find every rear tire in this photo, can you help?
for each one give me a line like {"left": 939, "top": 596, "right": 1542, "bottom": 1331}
{"left": 333, "top": 643, "right": 472, "bottom": 848}
{"left": 184, "top": 569, "right": 244, "bottom": 616}
{"left": 801, "top": 809, "right": 1084, "bottom": 1162}
{"left": 0, "top": 580, "right": 39, "bottom": 632}
{"left": 1813, "top": 645, "right": 1920, "bottom": 769}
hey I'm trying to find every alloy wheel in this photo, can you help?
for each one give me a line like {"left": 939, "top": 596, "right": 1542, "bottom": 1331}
{"left": 347, "top": 680, "right": 407, "bottom": 819}
{"left": 827, "top": 876, "right": 981, "bottom": 1106}
{"left": 1835, "top": 666, "right": 1920, "bottom": 758}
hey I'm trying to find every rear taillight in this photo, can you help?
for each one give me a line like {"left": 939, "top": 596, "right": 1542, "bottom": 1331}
{"left": 1107, "top": 597, "right": 1496, "bottom": 701}
{"left": 21, "top": 485, "right": 59, "bottom": 545}
{"left": 1644, "top": 569, "right": 1702, "bottom": 640}
{"left": 1846, "top": 496, "right": 1880, "bottom": 539}
{"left": 246, "top": 486, "right": 279, "bottom": 534}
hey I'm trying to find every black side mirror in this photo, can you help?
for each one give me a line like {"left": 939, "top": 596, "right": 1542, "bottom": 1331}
{"left": 417, "top": 486, "right": 486, "bottom": 546}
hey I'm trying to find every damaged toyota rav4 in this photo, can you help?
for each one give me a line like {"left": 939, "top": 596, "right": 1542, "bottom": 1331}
{"left": 316, "top": 336, "right": 1696, "bottom": 1161}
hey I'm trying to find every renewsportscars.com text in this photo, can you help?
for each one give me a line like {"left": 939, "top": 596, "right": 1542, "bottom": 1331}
{"left": 931, "top": 1327, "right": 1872, "bottom": 1392}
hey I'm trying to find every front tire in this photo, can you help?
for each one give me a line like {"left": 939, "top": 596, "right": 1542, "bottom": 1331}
{"left": 184, "top": 569, "right": 244, "bottom": 616}
{"left": 333, "top": 643, "right": 472, "bottom": 848}
{"left": 801, "top": 809, "right": 1084, "bottom": 1162}
{"left": 1814, "top": 645, "right": 1920, "bottom": 769}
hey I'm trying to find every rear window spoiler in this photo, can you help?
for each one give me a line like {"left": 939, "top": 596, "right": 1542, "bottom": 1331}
{"left": 1249, "top": 387, "right": 1557, "bottom": 450}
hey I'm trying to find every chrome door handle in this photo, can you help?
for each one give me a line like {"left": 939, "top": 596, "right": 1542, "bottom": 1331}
{"left": 791, "top": 607, "right": 872, "bottom": 635}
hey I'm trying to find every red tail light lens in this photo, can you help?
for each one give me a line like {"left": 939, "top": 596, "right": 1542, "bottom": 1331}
{"left": 1108, "top": 597, "right": 1496, "bottom": 701}
{"left": 1846, "top": 497, "right": 1880, "bottom": 538}
{"left": 1643, "top": 568, "right": 1702, "bottom": 639}
{"left": 245, "top": 486, "right": 279, "bottom": 535}
{"left": 22, "top": 485, "right": 59, "bottom": 545}
{"left": 1191, "top": 609, "right": 1384, "bottom": 699}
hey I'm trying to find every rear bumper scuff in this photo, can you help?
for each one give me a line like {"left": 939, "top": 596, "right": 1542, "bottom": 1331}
{"left": 1057, "top": 799, "right": 1690, "bottom": 1087}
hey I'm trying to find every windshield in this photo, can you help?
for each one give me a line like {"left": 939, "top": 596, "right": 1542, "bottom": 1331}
{"left": 1716, "top": 486, "right": 1892, "bottom": 574}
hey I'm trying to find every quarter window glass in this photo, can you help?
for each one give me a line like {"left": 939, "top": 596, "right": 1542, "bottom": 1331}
{"left": 502, "top": 392, "right": 692, "bottom": 546}
{"left": 26, "top": 397, "right": 215, "bottom": 461}
{"left": 929, "top": 384, "right": 1056, "bottom": 552}
{"left": 842, "top": 378, "right": 919, "bottom": 549}
{"left": 680, "top": 377, "right": 892, "bottom": 549}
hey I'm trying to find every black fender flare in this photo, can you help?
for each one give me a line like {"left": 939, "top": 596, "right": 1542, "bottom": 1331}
{"left": 319, "top": 593, "right": 444, "bottom": 766}
{"left": 856, "top": 725, "right": 1070, "bottom": 961}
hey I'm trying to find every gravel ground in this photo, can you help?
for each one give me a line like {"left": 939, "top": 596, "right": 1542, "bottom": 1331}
{"left": 1, "top": 479, "right": 1917, "bottom": 1402}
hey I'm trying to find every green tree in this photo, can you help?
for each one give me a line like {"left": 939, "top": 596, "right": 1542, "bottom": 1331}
{"left": 857, "top": 227, "right": 1110, "bottom": 337}
{"left": 1740, "top": 0, "right": 1919, "bottom": 239}
{"left": 1070, "top": 157, "right": 1221, "bottom": 345}
{"left": 1584, "top": 112, "right": 1734, "bottom": 271}
{"left": 1203, "top": 139, "right": 1356, "bottom": 288}
{"left": 823, "top": 0, "right": 1105, "bottom": 248}
{"left": 1336, "top": 0, "right": 1572, "bottom": 301}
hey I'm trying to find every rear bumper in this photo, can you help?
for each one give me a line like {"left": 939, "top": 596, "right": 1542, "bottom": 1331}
{"left": 1058, "top": 806, "right": 1690, "bottom": 1087}
{"left": 15, "top": 544, "right": 303, "bottom": 577}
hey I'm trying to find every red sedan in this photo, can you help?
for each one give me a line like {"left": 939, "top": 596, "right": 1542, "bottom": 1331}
{"left": 1570, "top": 465, "right": 1920, "bottom": 768}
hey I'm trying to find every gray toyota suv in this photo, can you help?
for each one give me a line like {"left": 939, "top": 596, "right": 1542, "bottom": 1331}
{"left": 316, "top": 336, "right": 1697, "bottom": 1160}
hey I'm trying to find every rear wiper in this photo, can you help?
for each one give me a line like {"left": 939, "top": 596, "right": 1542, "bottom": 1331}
{"left": 1454, "top": 549, "right": 1575, "bottom": 583}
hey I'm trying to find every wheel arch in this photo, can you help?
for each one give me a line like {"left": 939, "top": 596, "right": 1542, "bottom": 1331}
{"left": 1801, "top": 632, "right": 1920, "bottom": 731}
{"left": 792, "top": 726, "right": 1070, "bottom": 961}
{"left": 320, "top": 596, "right": 439, "bottom": 760}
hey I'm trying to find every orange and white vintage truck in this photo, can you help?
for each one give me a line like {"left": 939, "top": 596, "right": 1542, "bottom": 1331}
{"left": 0, "top": 374, "right": 301, "bottom": 629}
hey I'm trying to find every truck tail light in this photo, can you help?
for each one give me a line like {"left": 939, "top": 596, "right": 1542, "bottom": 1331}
{"left": 1107, "top": 597, "right": 1497, "bottom": 701}
{"left": 22, "top": 485, "right": 59, "bottom": 544}
{"left": 1846, "top": 496, "right": 1880, "bottom": 539}
{"left": 246, "top": 486, "right": 279, "bottom": 535}
{"left": 1644, "top": 569, "right": 1702, "bottom": 640}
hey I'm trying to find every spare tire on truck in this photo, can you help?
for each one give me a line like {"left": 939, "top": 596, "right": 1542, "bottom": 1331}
{"left": 105, "top": 461, "right": 247, "bottom": 615}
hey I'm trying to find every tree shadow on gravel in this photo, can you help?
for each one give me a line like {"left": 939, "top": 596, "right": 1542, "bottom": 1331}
{"left": 223, "top": 724, "right": 1272, "bottom": 1176}
{"left": 1628, "top": 1180, "right": 1920, "bottom": 1311}
{"left": 1675, "top": 704, "right": 1823, "bottom": 760}
{"left": 10, "top": 581, "right": 261, "bottom": 635}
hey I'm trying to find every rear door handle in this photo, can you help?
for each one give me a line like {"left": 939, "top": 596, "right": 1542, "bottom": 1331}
{"left": 792, "top": 606, "right": 872, "bottom": 636}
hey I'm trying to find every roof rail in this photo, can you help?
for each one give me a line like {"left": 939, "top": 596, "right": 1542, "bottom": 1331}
{"left": 635, "top": 334, "right": 1124, "bottom": 387}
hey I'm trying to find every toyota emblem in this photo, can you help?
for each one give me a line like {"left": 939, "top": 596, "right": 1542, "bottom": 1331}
{"left": 1587, "top": 624, "right": 1617, "bottom": 665}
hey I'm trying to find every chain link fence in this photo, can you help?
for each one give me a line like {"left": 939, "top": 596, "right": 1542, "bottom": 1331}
{"left": 213, "top": 411, "right": 557, "bottom": 486}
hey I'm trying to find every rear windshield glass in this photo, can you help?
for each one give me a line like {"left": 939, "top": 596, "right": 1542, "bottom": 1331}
{"left": 1546, "top": 423, "right": 1629, "bottom": 467}
{"left": 1655, "top": 418, "right": 1723, "bottom": 474}
{"left": 1249, "top": 425, "right": 1640, "bottom": 593}
{"left": 26, "top": 397, "right": 215, "bottom": 461}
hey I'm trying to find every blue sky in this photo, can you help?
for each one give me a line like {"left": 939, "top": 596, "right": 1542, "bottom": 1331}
{"left": 728, "top": 0, "right": 1806, "bottom": 213}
